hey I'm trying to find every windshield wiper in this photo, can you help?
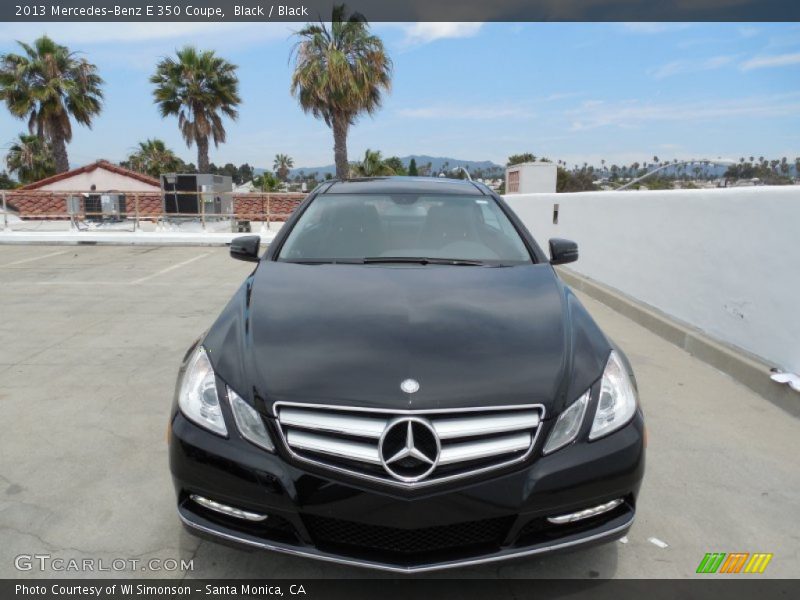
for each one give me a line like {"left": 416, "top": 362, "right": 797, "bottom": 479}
{"left": 282, "top": 258, "right": 364, "bottom": 265}
{"left": 363, "top": 257, "right": 485, "bottom": 266}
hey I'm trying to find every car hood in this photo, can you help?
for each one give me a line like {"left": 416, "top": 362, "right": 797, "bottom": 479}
{"left": 204, "top": 262, "right": 611, "bottom": 417}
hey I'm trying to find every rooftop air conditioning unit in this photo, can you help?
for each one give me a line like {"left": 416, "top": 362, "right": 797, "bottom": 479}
{"left": 161, "top": 174, "right": 233, "bottom": 218}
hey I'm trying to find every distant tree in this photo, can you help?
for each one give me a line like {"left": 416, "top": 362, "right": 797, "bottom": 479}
{"left": 0, "top": 170, "right": 18, "bottom": 189}
{"left": 151, "top": 46, "right": 240, "bottom": 172}
{"left": 0, "top": 35, "right": 103, "bottom": 173}
{"left": 291, "top": 4, "right": 392, "bottom": 179}
{"left": 273, "top": 154, "right": 294, "bottom": 181}
{"left": 253, "top": 171, "right": 281, "bottom": 192}
{"left": 556, "top": 166, "right": 597, "bottom": 193}
{"left": 507, "top": 153, "right": 535, "bottom": 166}
{"left": 238, "top": 163, "right": 255, "bottom": 184}
{"left": 408, "top": 157, "right": 418, "bottom": 176}
{"left": 5, "top": 133, "right": 56, "bottom": 184}
{"left": 125, "top": 138, "right": 182, "bottom": 178}
{"left": 383, "top": 156, "right": 406, "bottom": 175}
{"left": 352, "top": 149, "right": 395, "bottom": 176}
{"left": 220, "top": 163, "right": 240, "bottom": 183}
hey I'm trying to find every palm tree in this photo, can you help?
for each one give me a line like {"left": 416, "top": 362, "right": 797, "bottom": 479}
{"left": 151, "top": 46, "right": 240, "bottom": 173}
{"left": 291, "top": 4, "right": 392, "bottom": 179}
{"left": 5, "top": 133, "right": 56, "bottom": 184}
{"left": 273, "top": 154, "right": 294, "bottom": 181}
{"left": 352, "top": 148, "right": 394, "bottom": 177}
{"left": 0, "top": 36, "right": 103, "bottom": 173}
{"left": 126, "top": 138, "right": 182, "bottom": 178}
{"left": 254, "top": 171, "right": 281, "bottom": 192}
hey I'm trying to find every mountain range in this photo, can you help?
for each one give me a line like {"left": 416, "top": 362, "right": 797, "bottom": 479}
{"left": 276, "top": 155, "right": 504, "bottom": 177}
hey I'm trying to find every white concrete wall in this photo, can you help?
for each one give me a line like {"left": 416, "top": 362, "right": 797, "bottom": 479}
{"left": 505, "top": 186, "right": 800, "bottom": 373}
{"left": 38, "top": 168, "right": 159, "bottom": 192}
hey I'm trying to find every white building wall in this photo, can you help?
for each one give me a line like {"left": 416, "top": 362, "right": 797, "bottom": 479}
{"left": 505, "top": 186, "right": 800, "bottom": 373}
{"left": 505, "top": 162, "right": 557, "bottom": 194}
{"left": 38, "top": 168, "right": 159, "bottom": 192}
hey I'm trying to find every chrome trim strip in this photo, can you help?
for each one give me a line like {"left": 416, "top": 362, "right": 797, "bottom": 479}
{"left": 547, "top": 498, "right": 624, "bottom": 524}
{"left": 273, "top": 401, "right": 546, "bottom": 489}
{"left": 286, "top": 430, "right": 381, "bottom": 465}
{"left": 433, "top": 411, "right": 540, "bottom": 439}
{"left": 179, "top": 508, "right": 634, "bottom": 574}
{"left": 279, "top": 407, "right": 386, "bottom": 439}
{"left": 271, "top": 401, "right": 547, "bottom": 419}
{"left": 439, "top": 432, "right": 531, "bottom": 466}
{"left": 190, "top": 495, "right": 268, "bottom": 522}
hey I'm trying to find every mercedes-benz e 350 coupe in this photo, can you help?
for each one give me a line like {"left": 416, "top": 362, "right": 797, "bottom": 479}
{"left": 169, "top": 177, "right": 645, "bottom": 573}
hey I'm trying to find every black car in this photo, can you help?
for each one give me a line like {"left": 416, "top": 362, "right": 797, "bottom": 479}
{"left": 169, "top": 177, "right": 645, "bottom": 573}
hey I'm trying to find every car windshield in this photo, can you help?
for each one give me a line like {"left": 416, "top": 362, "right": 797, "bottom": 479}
{"left": 277, "top": 193, "right": 532, "bottom": 265}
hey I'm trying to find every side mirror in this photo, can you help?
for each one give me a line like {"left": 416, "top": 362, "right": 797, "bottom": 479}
{"left": 230, "top": 235, "right": 261, "bottom": 262}
{"left": 549, "top": 238, "right": 578, "bottom": 265}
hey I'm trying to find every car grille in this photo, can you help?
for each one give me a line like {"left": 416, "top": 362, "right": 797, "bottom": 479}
{"left": 274, "top": 402, "right": 543, "bottom": 487}
{"left": 303, "top": 514, "right": 513, "bottom": 557}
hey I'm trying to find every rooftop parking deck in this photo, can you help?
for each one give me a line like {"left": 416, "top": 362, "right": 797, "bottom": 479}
{"left": 0, "top": 245, "right": 797, "bottom": 578}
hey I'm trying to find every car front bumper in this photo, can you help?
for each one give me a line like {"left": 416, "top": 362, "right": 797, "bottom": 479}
{"left": 169, "top": 411, "right": 645, "bottom": 573}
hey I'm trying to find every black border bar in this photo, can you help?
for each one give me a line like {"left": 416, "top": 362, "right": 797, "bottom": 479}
{"left": 4, "top": 579, "right": 800, "bottom": 600}
{"left": 3, "top": 0, "right": 800, "bottom": 22}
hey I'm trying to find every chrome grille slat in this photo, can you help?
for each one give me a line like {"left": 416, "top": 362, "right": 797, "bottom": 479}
{"left": 286, "top": 430, "right": 382, "bottom": 465}
{"left": 280, "top": 408, "right": 387, "bottom": 438}
{"left": 439, "top": 432, "right": 532, "bottom": 465}
{"left": 433, "top": 412, "right": 540, "bottom": 439}
{"left": 276, "top": 402, "right": 544, "bottom": 487}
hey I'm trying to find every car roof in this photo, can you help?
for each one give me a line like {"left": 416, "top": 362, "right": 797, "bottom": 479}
{"left": 320, "top": 176, "right": 488, "bottom": 196}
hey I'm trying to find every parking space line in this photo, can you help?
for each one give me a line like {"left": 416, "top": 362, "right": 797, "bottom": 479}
{"left": 131, "top": 253, "right": 211, "bottom": 284}
{"left": 0, "top": 250, "right": 69, "bottom": 268}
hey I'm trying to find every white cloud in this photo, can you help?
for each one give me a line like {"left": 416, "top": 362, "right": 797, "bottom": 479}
{"left": 741, "top": 52, "right": 800, "bottom": 71}
{"left": 567, "top": 93, "right": 800, "bottom": 131}
{"left": 397, "top": 104, "right": 533, "bottom": 120}
{"left": 738, "top": 26, "right": 761, "bottom": 38}
{"left": 398, "top": 22, "right": 483, "bottom": 46}
{"left": 649, "top": 55, "right": 737, "bottom": 79}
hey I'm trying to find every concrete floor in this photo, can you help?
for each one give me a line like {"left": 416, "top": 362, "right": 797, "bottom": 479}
{"left": 0, "top": 246, "right": 797, "bottom": 579}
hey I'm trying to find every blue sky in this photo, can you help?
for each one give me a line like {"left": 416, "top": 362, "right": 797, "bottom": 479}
{"left": 1, "top": 21, "right": 798, "bottom": 170}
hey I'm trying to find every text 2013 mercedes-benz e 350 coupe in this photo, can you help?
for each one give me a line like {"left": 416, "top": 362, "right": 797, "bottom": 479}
{"left": 169, "top": 177, "right": 645, "bottom": 573}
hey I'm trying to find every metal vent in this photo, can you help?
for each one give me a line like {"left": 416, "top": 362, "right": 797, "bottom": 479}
{"left": 274, "top": 402, "right": 544, "bottom": 487}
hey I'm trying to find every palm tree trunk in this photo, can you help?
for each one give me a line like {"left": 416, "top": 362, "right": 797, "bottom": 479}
{"left": 197, "top": 136, "right": 210, "bottom": 173}
{"left": 50, "top": 130, "right": 70, "bottom": 173}
{"left": 332, "top": 114, "right": 349, "bottom": 179}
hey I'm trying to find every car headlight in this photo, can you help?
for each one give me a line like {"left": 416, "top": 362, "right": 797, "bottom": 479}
{"left": 228, "top": 387, "right": 275, "bottom": 452}
{"left": 178, "top": 345, "right": 227, "bottom": 436}
{"left": 542, "top": 389, "right": 590, "bottom": 455}
{"left": 589, "top": 350, "right": 638, "bottom": 440}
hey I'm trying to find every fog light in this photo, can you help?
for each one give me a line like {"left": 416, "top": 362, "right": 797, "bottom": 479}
{"left": 546, "top": 498, "right": 624, "bottom": 524}
{"left": 190, "top": 495, "right": 268, "bottom": 522}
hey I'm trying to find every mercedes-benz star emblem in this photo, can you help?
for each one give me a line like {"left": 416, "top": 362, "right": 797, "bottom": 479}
{"left": 400, "top": 378, "right": 420, "bottom": 394}
{"left": 379, "top": 417, "right": 441, "bottom": 483}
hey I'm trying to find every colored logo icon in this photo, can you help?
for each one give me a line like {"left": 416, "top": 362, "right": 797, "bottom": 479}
{"left": 696, "top": 552, "right": 773, "bottom": 574}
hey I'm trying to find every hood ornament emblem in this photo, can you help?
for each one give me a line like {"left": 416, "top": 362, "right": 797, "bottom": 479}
{"left": 400, "top": 378, "right": 420, "bottom": 394}
{"left": 379, "top": 417, "right": 441, "bottom": 482}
